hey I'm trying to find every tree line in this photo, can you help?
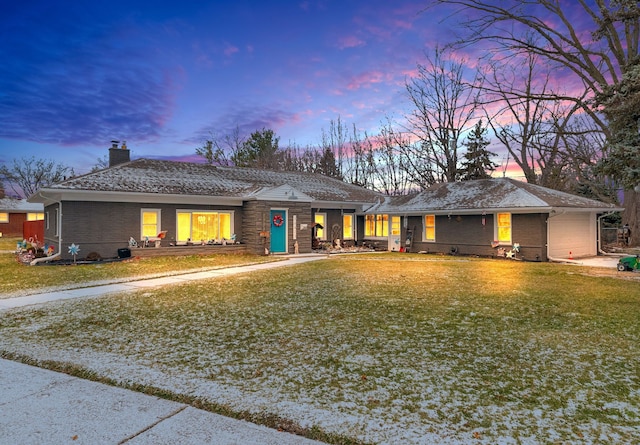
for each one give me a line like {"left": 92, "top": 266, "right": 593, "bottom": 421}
{"left": 1, "top": 1, "right": 638, "bottom": 244}
{"left": 195, "top": 1, "right": 639, "bottom": 242}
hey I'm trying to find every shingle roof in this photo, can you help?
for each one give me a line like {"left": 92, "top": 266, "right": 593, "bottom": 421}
{"left": 45, "top": 159, "right": 383, "bottom": 204}
{"left": 369, "top": 178, "right": 621, "bottom": 213}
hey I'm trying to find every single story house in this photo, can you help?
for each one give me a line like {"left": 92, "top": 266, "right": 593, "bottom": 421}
{"left": 0, "top": 197, "right": 44, "bottom": 238}
{"left": 363, "top": 179, "right": 623, "bottom": 261}
{"left": 28, "top": 144, "right": 383, "bottom": 260}
{"left": 27, "top": 144, "right": 622, "bottom": 262}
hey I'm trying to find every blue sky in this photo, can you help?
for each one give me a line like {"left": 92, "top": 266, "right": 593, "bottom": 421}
{"left": 1, "top": 0, "right": 464, "bottom": 173}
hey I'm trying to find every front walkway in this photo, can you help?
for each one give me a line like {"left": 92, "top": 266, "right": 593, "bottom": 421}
{"left": 0, "top": 254, "right": 328, "bottom": 310}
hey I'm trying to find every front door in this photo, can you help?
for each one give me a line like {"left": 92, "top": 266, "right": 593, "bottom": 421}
{"left": 270, "top": 209, "right": 287, "bottom": 253}
{"left": 388, "top": 215, "right": 401, "bottom": 251}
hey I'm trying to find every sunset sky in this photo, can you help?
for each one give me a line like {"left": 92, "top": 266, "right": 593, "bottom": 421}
{"left": 0, "top": 1, "right": 588, "bottom": 177}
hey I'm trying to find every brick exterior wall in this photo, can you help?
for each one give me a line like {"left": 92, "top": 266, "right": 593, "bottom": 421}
{"left": 363, "top": 213, "right": 549, "bottom": 261}
{"left": 311, "top": 208, "right": 357, "bottom": 246}
{"left": 0, "top": 213, "right": 27, "bottom": 237}
{"left": 47, "top": 201, "right": 244, "bottom": 260}
{"left": 242, "top": 200, "right": 313, "bottom": 254}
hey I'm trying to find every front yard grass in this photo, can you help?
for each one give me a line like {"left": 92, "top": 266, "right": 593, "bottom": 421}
{"left": 1, "top": 255, "right": 639, "bottom": 444}
{"left": 0, "top": 237, "right": 279, "bottom": 298}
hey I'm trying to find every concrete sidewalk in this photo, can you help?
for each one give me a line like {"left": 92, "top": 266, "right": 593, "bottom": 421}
{"left": 0, "top": 358, "right": 324, "bottom": 445}
{"left": 0, "top": 254, "right": 329, "bottom": 445}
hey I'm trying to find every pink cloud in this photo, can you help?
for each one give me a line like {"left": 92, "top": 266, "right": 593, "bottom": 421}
{"left": 223, "top": 43, "right": 239, "bottom": 57}
{"left": 337, "top": 35, "right": 366, "bottom": 49}
{"left": 346, "top": 70, "right": 389, "bottom": 90}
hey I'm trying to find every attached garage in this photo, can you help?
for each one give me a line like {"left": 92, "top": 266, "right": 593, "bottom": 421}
{"left": 548, "top": 212, "right": 597, "bottom": 259}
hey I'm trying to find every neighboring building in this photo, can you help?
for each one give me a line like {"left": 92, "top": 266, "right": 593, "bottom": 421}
{"left": 363, "top": 179, "right": 623, "bottom": 261}
{"left": 28, "top": 143, "right": 383, "bottom": 260}
{"left": 27, "top": 143, "right": 622, "bottom": 261}
{"left": 0, "top": 197, "right": 44, "bottom": 238}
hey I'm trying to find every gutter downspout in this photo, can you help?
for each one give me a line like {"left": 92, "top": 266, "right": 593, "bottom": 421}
{"left": 546, "top": 209, "right": 584, "bottom": 264}
{"left": 597, "top": 211, "right": 622, "bottom": 256}
{"left": 30, "top": 197, "right": 62, "bottom": 265}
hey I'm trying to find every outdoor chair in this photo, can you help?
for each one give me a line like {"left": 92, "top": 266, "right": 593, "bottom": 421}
{"left": 142, "top": 230, "right": 168, "bottom": 248}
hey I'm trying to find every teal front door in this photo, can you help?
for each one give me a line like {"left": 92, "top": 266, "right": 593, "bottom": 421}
{"left": 270, "top": 210, "right": 287, "bottom": 253}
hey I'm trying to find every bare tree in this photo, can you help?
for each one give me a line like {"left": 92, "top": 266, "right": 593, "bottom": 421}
{"left": 482, "top": 49, "right": 588, "bottom": 189}
{"left": 374, "top": 121, "right": 414, "bottom": 195}
{"left": 402, "top": 47, "right": 479, "bottom": 186}
{"left": 319, "top": 117, "right": 348, "bottom": 179}
{"left": 196, "top": 126, "right": 245, "bottom": 166}
{"left": 426, "top": 0, "right": 640, "bottom": 241}
{"left": 0, "top": 157, "right": 73, "bottom": 198}
{"left": 343, "top": 124, "right": 378, "bottom": 189}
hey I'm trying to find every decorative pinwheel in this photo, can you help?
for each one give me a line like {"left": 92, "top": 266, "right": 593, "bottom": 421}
{"left": 68, "top": 243, "right": 80, "bottom": 263}
{"left": 512, "top": 243, "right": 520, "bottom": 252}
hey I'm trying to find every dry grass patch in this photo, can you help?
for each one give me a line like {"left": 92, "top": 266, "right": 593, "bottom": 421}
{"left": 0, "top": 238, "right": 279, "bottom": 298}
{"left": 1, "top": 255, "right": 639, "bottom": 444}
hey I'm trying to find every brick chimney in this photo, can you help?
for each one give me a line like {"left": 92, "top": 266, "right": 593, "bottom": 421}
{"left": 108, "top": 140, "right": 130, "bottom": 167}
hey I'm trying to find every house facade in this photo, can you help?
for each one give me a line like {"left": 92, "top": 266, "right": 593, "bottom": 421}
{"left": 29, "top": 145, "right": 382, "bottom": 260}
{"left": 361, "top": 179, "right": 623, "bottom": 261}
{"left": 0, "top": 197, "right": 44, "bottom": 238}
{"left": 27, "top": 144, "right": 622, "bottom": 262}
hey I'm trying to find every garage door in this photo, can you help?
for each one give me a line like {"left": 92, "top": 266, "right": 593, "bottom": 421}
{"left": 548, "top": 212, "right": 596, "bottom": 259}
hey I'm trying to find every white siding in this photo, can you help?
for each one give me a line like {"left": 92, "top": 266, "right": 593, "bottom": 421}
{"left": 548, "top": 212, "right": 596, "bottom": 258}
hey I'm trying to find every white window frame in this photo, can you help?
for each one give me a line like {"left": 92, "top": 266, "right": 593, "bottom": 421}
{"left": 141, "top": 209, "right": 162, "bottom": 239}
{"left": 54, "top": 208, "right": 60, "bottom": 237}
{"left": 424, "top": 214, "right": 436, "bottom": 242}
{"left": 175, "top": 209, "right": 235, "bottom": 243}
{"left": 365, "top": 214, "right": 389, "bottom": 238}
{"left": 314, "top": 212, "right": 327, "bottom": 240}
{"left": 342, "top": 214, "right": 354, "bottom": 240}
{"left": 495, "top": 212, "right": 512, "bottom": 245}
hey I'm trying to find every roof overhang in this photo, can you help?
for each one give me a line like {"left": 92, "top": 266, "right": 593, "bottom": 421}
{"left": 29, "top": 189, "right": 244, "bottom": 207}
{"left": 363, "top": 206, "right": 624, "bottom": 216}
{"left": 313, "top": 201, "right": 375, "bottom": 211}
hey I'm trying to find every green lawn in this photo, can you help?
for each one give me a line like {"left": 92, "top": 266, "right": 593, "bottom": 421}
{"left": 1, "top": 254, "right": 639, "bottom": 444}
{"left": 0, "top": 237, "right": 280, "bottom": 298}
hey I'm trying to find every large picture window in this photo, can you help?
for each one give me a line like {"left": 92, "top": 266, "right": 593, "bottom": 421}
{"left": 496, "top": 212, "right": 512, "bottom": 244}
{"left": 424, "top": 214, "right": 435, "bottom": 242}
{"left": 176, "top": 211, "right": 232, "bottom": 243}
{"left": 365, "top": 214, "right": 388, "bottom": 237}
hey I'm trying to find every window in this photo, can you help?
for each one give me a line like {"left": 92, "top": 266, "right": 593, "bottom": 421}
{"left": 314, "top": 213, "right": 326, "bottom": 240}
{"left": 496, "top": 212, "right": 512, "bottom": 244}
{"left": 141, "top": 209, "right": 161, "bottom": 238}
{"left": 365, "top": 214, "right": 388, "bottom": 237}
{"left": 342, "top": 214, "right": 354, "bottom": 239}
{"left": 391, "top": 216, "right": 401, "bottom": 236}
{"left": 0, "top": 213, "right": 8, "bottom": 223}
{"left": 176, "top": 211, "right": 233, "bottom": 242}
{"left": 54, "top": 208, "right": 60, "bottom": 236}
{"left": 424, "top": 214, "right": 436, "bottom": 242}
{"left": 26, "top": 213, "right": 44, "bottom": 221}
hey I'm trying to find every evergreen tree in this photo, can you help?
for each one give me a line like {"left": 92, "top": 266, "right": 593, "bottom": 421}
{"left": 232, "top": 128, "right": 280, "bottom": 169}
{"left": 459, "top": 120, "right": 497, "bottom": 180}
